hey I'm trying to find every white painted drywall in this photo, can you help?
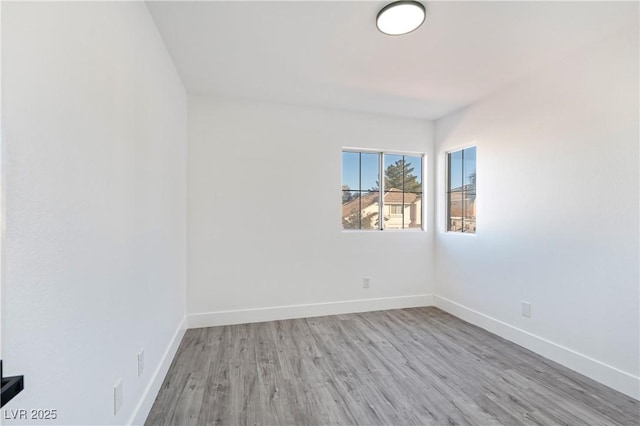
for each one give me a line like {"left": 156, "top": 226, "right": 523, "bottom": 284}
{"left": 434, "top": 26, "right": 639, "bottom": 396}
{"left": 188, "top": 97, "right": 434, "bottom": 323}
{"left": 2, "top": 2, "right": 187, "bottom": 424}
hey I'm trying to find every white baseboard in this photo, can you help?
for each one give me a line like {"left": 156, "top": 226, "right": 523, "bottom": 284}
{"left": 188, "top": 294, "right": 434, "bottom": 329}
{"left": 128, "top": 316, "right": 187, "bottom": 425}
{"left": 434, "top": 295, "right": 640, "bottom": 400}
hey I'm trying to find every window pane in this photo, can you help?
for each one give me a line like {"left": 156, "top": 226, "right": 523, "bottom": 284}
{"left": 342, "top": 151, "right": 359, "bottom": 191}
{"left": 384, "top": 154, "right": 403, "bottom": 191}
{"left": 449, "top": 217, "right": 463, "bottom": 232}
{"left": 360, "top": 191, "right": 380, "bottom": 230}
{"left": 463, "top": 191, "right": 476, "bottom": 233}
{"left": 463, "top": 220, "right": 476, "bottom": 233}
{"left": 405, "top": 193, "right": 422, "bottom": 229}
{"left": 448, "top": 150, "right": 463, "bottom": 191}
{"left": 404, "top": 155, "right": 422, "bottom": 192}
{"left": 384, "top": 155, "right": 423, "bottom": 230}
{"left": 447, "top": 191, "right": 463, "bottom": 232}
{"left": 463, "top": 147, "right": 477, "bottom": 189}
{"left": 448, "top": 147, "right": 476, "bottom": 233}
{"left": 383, "top": 189, "right": 403, "bottom": 230}
{"left": 342, "top": 191, "right": 361, "bottom": 229}
{"left": 361, "top": 153, "right": 379, "bottom": 191}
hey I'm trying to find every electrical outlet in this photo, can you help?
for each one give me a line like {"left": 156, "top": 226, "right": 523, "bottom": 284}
{"left": 114, "top": 379, "right": 123, "bottom": 415}
{"left": 521, "top": 301, "right": 531, "bottom": 318}
{"left": 137, "top": 349, "right": 145, "bottom": 377}
{"left": 363, "top": 276, "right": 371, "bottom": 288}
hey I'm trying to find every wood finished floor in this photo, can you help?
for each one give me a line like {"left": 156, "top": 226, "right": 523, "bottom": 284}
{"left": 146, "top": 307, "right": 639, "bottom": 425}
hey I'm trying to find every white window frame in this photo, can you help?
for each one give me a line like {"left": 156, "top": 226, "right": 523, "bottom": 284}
{"left": 445, "top": 145, "right": 477, "bottom": 235}
{"left": 342, "top": 148, "right": 425, "bottom": 232}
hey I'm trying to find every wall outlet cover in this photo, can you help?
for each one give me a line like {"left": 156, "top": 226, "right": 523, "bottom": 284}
{"left": 137, "top": 349, "right": 145, "bottom": 377}
{"left": 521, "top": 301, "right": 532, "bottom": 318}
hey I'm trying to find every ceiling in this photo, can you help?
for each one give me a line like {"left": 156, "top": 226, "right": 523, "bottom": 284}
{"left": 147, "top": 1, "right": 638, "bottom": 119}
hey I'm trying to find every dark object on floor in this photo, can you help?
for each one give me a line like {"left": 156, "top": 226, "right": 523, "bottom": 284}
{"left": 1, "top": 360, "right": 24, "bottom": 408}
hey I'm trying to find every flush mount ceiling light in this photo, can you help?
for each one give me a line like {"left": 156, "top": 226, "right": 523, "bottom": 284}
{"left": 376, "top": 1, "right": 426, "bottom": 36}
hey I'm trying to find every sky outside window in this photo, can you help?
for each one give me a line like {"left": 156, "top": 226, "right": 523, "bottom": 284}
{"left": 342, "top": 151, "right": 379, "bottom": 191}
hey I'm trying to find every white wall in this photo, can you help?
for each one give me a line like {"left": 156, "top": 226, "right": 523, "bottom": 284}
{"left": 188, "top": 97, "right": 434, "bottom": 326}
{"left": 2, "top": 2, "right": 187, "bottom": 424}
{"left": 434, "top": 26, "right": 639, "bottom": 398}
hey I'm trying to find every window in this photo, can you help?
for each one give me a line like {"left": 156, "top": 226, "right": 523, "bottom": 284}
{"left": 342, "top": 150, "right": 423, "bottom": 230}
{"left": 389, "top": 204, "right": 403, "bottom": 215}
{"left": 447, "top": 146, "right": 476, "bottom": 233}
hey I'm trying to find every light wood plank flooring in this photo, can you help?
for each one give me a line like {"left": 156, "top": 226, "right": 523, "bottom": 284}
{"left": 146, "top": 307, "right": 639, "bottom": 425}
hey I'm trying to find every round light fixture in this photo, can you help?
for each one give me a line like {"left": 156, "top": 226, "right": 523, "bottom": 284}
{"left": 376, "top": 1, "right": 426, "bottom": 36}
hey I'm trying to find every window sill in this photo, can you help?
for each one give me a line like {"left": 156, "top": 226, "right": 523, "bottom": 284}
{"left": 342, "top": 229, "right": 426, "bottom": 233}
{"left": 442, "top": 231, "right": 477, "bottom": 236}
